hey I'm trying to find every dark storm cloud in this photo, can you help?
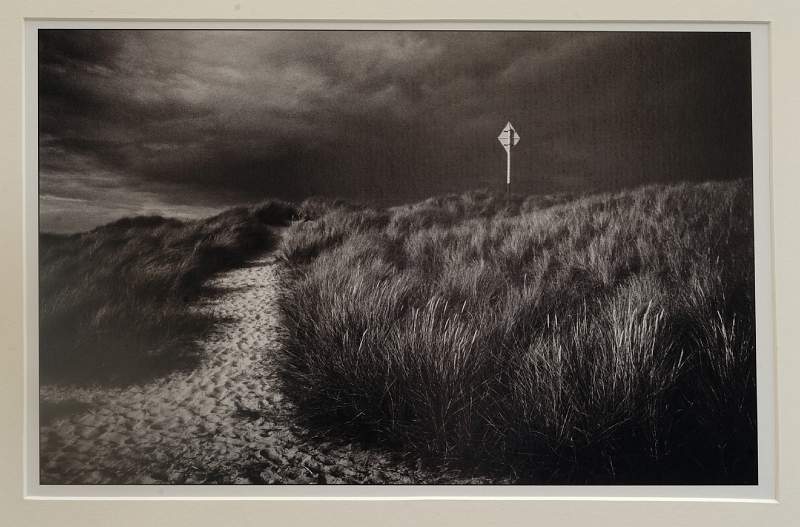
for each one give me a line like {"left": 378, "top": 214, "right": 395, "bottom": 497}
{"left": 38, "top": 29, "right": 752, "bottom": 232}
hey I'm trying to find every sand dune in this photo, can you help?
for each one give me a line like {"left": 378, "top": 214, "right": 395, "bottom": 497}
{"left": 39, "top": 246, "right": 482, "bottom": 485}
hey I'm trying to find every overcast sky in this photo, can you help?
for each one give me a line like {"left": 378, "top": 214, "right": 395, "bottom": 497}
{"left": 39, "top": 30, "right": 752, "bottom": 233}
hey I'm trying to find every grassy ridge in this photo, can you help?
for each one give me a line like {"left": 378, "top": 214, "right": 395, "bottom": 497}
{"left": 276, "top": 181, "right": 756, "bottom": 484}
{"left": 39, "top": 200, "right": 296, "bottom": 384}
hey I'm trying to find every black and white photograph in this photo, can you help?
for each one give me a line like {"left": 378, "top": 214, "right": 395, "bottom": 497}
{"left": 36, "top": 27, "right": 761, "bottom": 487}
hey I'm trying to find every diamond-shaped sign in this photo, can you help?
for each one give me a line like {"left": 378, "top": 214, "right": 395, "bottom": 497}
{"left": 497, "top": 121, "right": 520, "bottom": 152}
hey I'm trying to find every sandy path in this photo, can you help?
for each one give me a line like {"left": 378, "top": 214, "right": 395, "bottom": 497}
{"left": 39, "top": 241, "right": 480, "bottom": 485}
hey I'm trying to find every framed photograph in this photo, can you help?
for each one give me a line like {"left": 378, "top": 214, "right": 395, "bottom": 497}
{"left": 3, "top": 1, "right": 800, "bottom": 526}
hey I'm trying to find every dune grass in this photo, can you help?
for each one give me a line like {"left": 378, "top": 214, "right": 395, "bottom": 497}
{"left": 276, "top": 181, "right": 756, "bottom": 484}
{"left": 39, "top": 200, "right": 296, "bottom": 384}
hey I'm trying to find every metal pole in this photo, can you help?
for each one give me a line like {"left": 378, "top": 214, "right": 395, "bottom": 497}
{"left": 506, "top": 148, "right": 510, "bottom": 202}
{"left": 506, "top": 128, "right": 513, "bottom": 203}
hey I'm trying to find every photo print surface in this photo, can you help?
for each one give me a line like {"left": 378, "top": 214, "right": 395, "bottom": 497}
{"left": 37, "top": 29, "right": 757, "bottom": 486}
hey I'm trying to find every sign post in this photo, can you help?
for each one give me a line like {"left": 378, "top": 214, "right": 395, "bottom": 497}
{"left": 497, "top": 121, "right": 520, "bottom": 201}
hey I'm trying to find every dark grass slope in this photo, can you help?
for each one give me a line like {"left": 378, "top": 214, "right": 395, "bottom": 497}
{"left": 39, "top": 200, "right": 296, "bottom": 384}
{"left": 276, "top": 181, "right": 756, "bottom": 484}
